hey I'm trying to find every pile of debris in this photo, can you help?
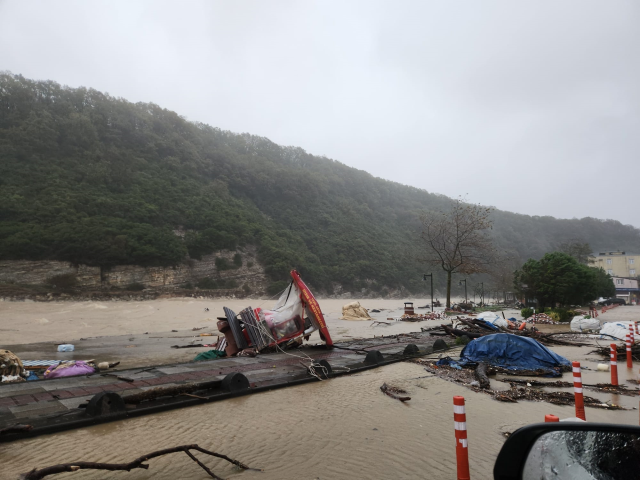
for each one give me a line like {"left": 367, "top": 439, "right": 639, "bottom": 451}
{"left": 1, "top": 349, "right": 26, "bottom": 383}
{"left": 398, "top": 312, "right": 446, "bottom": 322}
{"left": 427, "top": 317, "right": 586, "bottom": 348}
{"left": 413, "top": 359, "right": 627, "bottom": 410}
{"left": 211, "top": 270, "right": 334, "bottom": 359}
{"left": 590, "top": 343, "right": 640, "bottom": 358}
{"left": 523, "top": 313, "right": 558, "bottom": 325}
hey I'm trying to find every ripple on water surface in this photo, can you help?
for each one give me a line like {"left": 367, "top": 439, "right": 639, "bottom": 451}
{"left": 2, "top": 360, "right": 636, "bottom": 480}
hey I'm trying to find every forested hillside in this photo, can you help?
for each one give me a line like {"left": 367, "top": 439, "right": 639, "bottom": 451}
{"left": 1, "top": 73, "right": 639, "bottom": 294}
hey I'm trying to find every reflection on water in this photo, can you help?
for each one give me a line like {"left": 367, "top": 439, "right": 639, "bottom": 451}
{"left": 1, "top": 360, "right": 637, "bottom": 480}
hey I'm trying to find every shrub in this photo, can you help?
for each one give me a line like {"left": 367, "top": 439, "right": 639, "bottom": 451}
{"left": 247, "top": 261, "right": 254, "bottom": 268}
{"left": 183, "top": 281, "right": 193, "bottom": 289}
{"left": 47, "top": 273, "right": 78, "bottom": 291}
{"left": 196, "top": 277, "right": 238, "bottom": 289}
{"left": 552, "top": 308, "right": 574, "bottom": 322}
{"left": 197, "top": 277, "right": 218, "bottom": 289}
{"left": 126, "top": 282, "right": 145, "bottom": 291}
{"left": 267, "top": 280, "right": 290, "bottom": 296}
{"left": 233, "top": 253, "right": 242, "bottom": 267}
{"left": 242, "top": 283, "right": 251, "bottom": 293}
{"left": 521, "top": 307, "right": 534, "bottom": 319}
{"left": 215, "top": 257, "right": 239, "bottom": 271}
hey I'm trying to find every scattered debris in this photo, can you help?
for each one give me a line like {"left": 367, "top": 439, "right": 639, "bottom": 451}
{"left": 45, "top": 361, "right": 95, "bottom": 379}
{"left": 523, "top": 313, "right": 558, "bottom": 325}
{"left": 100, "top": 373, "right": 134, "bottom": 383}
{"left": 193, "top": 350, "right": 226, "bottom": 362}
{"left": 413, "top": 358, "right": 628, "bottom": 409}
{"left": 216, "top": 270, "right": 333, "bottom": 359}
{"left": 19, "top": 444, "right": 256, "bottom": 480}
{"left": 584, "top": 383, "right": 640, "bottom": 397}
{"left": 340, "top": 301, "right": 372, "bottom": 320}
{"left": 1, "top": 350, "right": 25, "bottom": 382}
{"left": 497, "top": 378, "right": 572, "bottom": 388}
{"left": 493, "top": 387, "right": 627, "bottom": 410}
{"left": 474, "top": 363, "right": 490, "bottom": 389}
{"left": 380, "top": 383, "right": 411, "bottom": 402}
{"left": 400, "top": 312, "right": 446, "bottom": 321}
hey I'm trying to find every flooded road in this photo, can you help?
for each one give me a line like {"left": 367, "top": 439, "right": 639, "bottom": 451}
{"left": 2, "top": 356, "right": 638, "bottom": 480}
{"left": 0, "top": 297, "right": 474, "bottom": 346}
{"left": 2, "top": 303, "right": 639, "bottom": 479}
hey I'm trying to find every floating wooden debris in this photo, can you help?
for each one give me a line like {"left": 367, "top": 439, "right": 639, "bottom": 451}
{"left": 380, "top": 383, "right": 411, "bottom": 402}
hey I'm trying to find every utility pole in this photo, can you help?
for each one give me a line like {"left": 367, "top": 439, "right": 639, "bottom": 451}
{"left": 458, "top": 279, "right": 467, "bottom": 304}
{"left": 423, "top": 273, "right": 433, "bottom": 312}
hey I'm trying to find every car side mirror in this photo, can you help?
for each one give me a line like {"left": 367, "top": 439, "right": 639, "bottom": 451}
{"left": 494, "top": 422, "right": 640, "bottom": 479}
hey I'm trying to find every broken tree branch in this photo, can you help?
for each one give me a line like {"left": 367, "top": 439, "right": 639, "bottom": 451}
{"left": 19, "top": 444, "right": 255, "bottom": 480}
{"left": 380, "top": 383, "right": 411, "bottom": 402}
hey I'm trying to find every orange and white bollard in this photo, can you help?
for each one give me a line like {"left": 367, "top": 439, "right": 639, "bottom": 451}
{"left": 635, "top": 322, "right": 639, "bottom": 336}
{"left": 627, "top": 334, "right": 633, "bottom": 369}
{"left": 630, "top": 324, "right": 635, "bottom": 344}
{"left": 611, "top": 344, "right": 619, "bottom": 386}
{"left": 545, "top": 414, "right": 559, "bottom": 422}
{"left": 453, "top": 396, "right": 471, "bottom": 480}
{"left": 572, "top": 361, "right": 586, "bottom": 421}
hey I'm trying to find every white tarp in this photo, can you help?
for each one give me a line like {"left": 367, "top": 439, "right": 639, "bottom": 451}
{"left": 476, "top": 311, "right": 508, "bottom": 329}
{"left": 598, "top": 322, "right": 632, "bottom": 340}
{"left": 266, "top": 282, "right": 303, "bottom": 325}
{"left": 570, "top": 315, "right": 600, "bottom": 332}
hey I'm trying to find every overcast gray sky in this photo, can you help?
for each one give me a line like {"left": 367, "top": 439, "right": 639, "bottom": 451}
{"left": 1, "top": 1, "right": 639, "bottom": 227}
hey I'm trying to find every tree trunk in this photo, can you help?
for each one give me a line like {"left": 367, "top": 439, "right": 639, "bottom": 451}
{"left": 446, "top": 270, "right": 452, "bottom": 308}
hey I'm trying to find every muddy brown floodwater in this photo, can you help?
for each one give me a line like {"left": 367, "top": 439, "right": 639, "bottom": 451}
{"left": 1, "top": 303, "right": 639, "bottom": 479}
{"left": 2, "top": 356, "right": 639, "bottom": 480}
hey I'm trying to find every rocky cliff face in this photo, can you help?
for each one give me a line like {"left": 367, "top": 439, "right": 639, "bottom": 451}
{"left": 0, "top": 246, "right": 268, "bottom": 295}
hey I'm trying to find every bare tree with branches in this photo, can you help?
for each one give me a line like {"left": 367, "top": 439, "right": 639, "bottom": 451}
{"left": 420, "top": 199, "right": 496, "bottom": 307}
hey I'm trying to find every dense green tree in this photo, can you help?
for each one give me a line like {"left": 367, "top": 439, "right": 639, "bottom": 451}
{"left": 558, "top": 240, "right": 592, "bottom": 265}
{"left": 514, "top": 252, "right": 615, "bottom": 307}
{"left": 1, "top": 72, "right": 640, "bottom": 293}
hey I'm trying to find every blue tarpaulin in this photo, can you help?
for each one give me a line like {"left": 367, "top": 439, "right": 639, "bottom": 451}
{"left": 481, "top": 321, "right": 499, "bottom": 331}
{"left": 436, "top": 357, "right": 462, "bottom": 369}
{"left": 460, "top": 333, "right": 571, "bottom": 376}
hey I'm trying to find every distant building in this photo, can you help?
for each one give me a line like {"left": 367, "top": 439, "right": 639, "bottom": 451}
{"left": 589, "top": 251, "right": 639, "bottom": 278}
{"left": 612, "top": 276, "right": 639, "bottom": 304}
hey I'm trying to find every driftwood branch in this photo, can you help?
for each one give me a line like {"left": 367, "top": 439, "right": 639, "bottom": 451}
{"left": 20, "top": 444, "right": 255, "bottom": 480}
{"left": 441, "top": 324, "right": 484, "bottom": 339}
{"left": 380, "top": 383, "right": 411, "bottom": 402}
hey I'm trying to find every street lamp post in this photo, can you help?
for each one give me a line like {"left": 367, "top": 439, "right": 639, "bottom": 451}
{"left": 423, "top": 273, "right": 433, "bottom": 312}
{"left": 458, "top": 279, "right": 467, "bottom": 304}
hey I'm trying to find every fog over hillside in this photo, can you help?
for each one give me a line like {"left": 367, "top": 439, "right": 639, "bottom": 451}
{"left": 1, "top": 74, "right": 639, "bottom": 293}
